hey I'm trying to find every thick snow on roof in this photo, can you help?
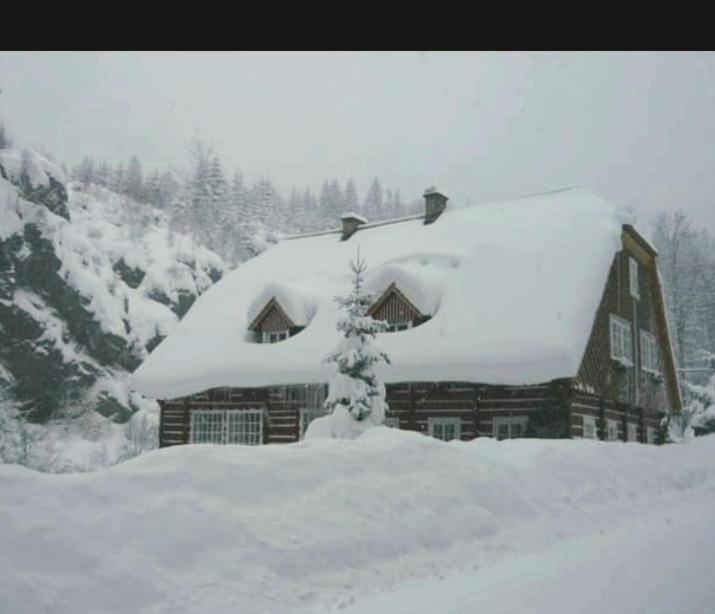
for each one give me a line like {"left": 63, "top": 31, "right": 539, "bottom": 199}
{"left": 132, "top": 188, "right": 628, "bottom": 399}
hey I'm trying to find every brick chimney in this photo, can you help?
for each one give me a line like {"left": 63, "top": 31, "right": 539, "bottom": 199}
{"left": 341, "top": 212, "right": 367, "bottom": 241}
{"left": 424, "top": 187, "right": 448, "bottom": 224}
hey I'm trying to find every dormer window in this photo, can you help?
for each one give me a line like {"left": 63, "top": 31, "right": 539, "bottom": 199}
{"left": 368, "top": 283, "right": 428, "bottom": 332}
{"left": 263, "top": 330, "right": 289, "bottom": 344}
{"left": 248, "top": 297, "right": 302, "bottom": 344}
{"left": 386, "top": 321, "right": 413, "bottom": 332}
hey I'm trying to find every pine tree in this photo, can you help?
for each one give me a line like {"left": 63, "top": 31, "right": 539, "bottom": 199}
{"left": 344, "top": 178, "right": 360, "bottom": 215}
{"left": 95, "top": 161, "right": 112, "bottom": 187}
{"left": 364, "top": 177, "right": 384, "bottom": 221}
{"left": 111, "top": 163, "right": 126, "bottom": 193}
{"left": 305, "top": 252, "right": 390, "bottom": 439}
{"left": 75, "top": 157, "right": 95, "bottom": 184}
{"left": 125, "top": 155, "right": 144, "bottom": 201}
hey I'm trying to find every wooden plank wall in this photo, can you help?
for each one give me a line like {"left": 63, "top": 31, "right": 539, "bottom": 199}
{"left": 569, "top": 393, "right": 661, "bottom": 441}
{"left": 371, "top": 290, "right": 421, "bottom": 325}
{"left": 577, "top": 248, "right": 674, "bottom": 415}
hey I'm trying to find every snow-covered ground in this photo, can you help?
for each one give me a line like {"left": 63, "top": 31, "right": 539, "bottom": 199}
{"left": 1, "top": 431, "right": 713, "bottom": 614}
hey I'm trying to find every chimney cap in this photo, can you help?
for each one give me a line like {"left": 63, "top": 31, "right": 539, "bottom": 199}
{"left": 341, "top": 211, "right": 367, "bottom": 224}
{"left": 423, "top": 186, "right": 446, "bottom": 198}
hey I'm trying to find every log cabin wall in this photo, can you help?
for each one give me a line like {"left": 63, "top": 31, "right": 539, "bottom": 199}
{"left": 159, "top": 380, "right": 578, "bottom": 447}
{"left": 159, "top": 377, "right": 665, "bottom": 448}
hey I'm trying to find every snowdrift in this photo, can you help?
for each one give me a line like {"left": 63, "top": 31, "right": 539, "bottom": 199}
{"left": 1, "top": 432, "right": 714, "bottom": 614}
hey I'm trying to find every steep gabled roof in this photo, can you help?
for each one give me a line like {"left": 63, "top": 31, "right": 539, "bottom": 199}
{"left": 132, "top": 187, "right": 631, "bottom": 399}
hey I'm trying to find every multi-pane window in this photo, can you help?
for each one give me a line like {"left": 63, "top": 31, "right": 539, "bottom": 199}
{"left": 606, "top": 419, "right": 619, "bottom": 441}
{"left": 582, "top": 415, "right": 597, "bottom": 439}
{"left": 494, "top": 417, "right": 528, "bottom": 440}
{"left": 262, "top": 330, "right": 289, "bottom": 344}
{"left": 629, "top": 257, "right": 640, "bottom": 299}
{"left": 384, "top": 417, "right": 400, "bottom": 428}
{"left": 640, "top": 330, "right": 659, "bottom": 374}
{"left": 190, "top": 409, "right": 263, "bottom": 445}
{"left": 386, "top": 322, "right": 412, "bottom": 332}
{"left": 646, "top": 426, "right": 657, "bottom": 444}
{"left": 190, "top": 410, "right": 225, "bottom": 443}
{"left": 610, "top": 315, "right": 634, "bottom": 365}
{"left": 627, "top": 422, "right": 638, "bottom": 443}
{"left": 226, "top": 410, "right": 262, "bottom": 444}
{"left": 429, "top": 417, "right": 461, "bottom": 441}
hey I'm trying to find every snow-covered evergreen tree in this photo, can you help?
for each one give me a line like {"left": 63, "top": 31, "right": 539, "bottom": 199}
{"left": 364, "top": 177, "right": 384, "bottom": 221}
{"left": 305, "top": 252, "right": 390, "bottom": 439}
{"left": 344, "top": 178, "right": 360, "bottom": 216}
{"left": 125, "top": 155, "right": 144, "bottom": 201}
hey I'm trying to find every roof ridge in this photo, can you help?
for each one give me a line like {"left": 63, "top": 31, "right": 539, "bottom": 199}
{"left": 283, "top": 186, "right": 584, "bottom": 242}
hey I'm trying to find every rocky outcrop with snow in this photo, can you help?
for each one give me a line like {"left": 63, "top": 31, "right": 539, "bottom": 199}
{"left": 0, "top": 148, "right": 224, "bottom": 469}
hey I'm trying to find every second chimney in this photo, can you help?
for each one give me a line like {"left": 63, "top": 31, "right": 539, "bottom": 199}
{"left": 424, "top": 187, "right": 448, "bottom": 224}
{"left": 341, "top": 212, "right": 367, "bottom": 240}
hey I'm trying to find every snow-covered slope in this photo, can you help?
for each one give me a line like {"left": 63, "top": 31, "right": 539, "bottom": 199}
{"left": 133, "top": 188, "right": 629, "bottom": 399}
{"left": 0, "top": 432, "right": 713, "bottom": 613}
{"left": 0, "top": 148, "right": 224, "bottom": 469}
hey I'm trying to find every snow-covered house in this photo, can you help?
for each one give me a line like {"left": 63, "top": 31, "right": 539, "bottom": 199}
{"left": 131, "top": 187, "right": 682, "bottom": 446}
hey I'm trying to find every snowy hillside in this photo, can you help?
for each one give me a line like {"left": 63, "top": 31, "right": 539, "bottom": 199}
{"left": 0, "top": 432, "right": 713, "bottom": 613}
{"left": 0, "top": 148, "right": 225, "bottom": 470}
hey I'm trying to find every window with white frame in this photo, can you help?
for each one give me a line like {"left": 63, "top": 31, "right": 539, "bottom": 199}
{"left": 582, "top": 415, "right": 597, "bottom": 439}
{"left": 494, "top": 417, "right": 528, "bottom": 440}
{"left": 386, "top": 321, "right": 413, "bottom": 332}
{"left": 262, "top": 330, "right": 289, "bottom": 344}
{"left": 606, "top": 419, "right": 619, "bottom": 441}
{"left": 610, "top": 315, "right": 634, "bottom": 365}
{"left": 640, "top": 330, "right": 659, "bottom": 374}
{"left": 191, "top": 409, "right": 263, "bottom": 445}
{"left": 629, "top": 257, "right": 640, "bottom": 299}
{"left": 646, "top": 426, "right": 657, "bottom": 444}
{"left": 429, "top": 417, "right": 461, "bottom": 441}
{"left": 627, "top": 422, "right": 638, "bottom": 443}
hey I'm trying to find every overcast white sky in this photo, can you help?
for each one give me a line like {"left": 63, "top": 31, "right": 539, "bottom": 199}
{"left": 1, "top": 51, "right": 714, "bottom": 226}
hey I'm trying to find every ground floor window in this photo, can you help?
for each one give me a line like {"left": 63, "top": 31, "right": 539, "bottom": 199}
{"left": 627, "top": 422, "right": 638, "bottom": 442}
{"left": 428, "top": 417, "right": 461, "bottom": 441}
{"left": 494, "top": 417, "right": 528, "bottom": 440}
{"left": 582, "top": 415, "right": 597, "bottom": 439}
{"left": 190, "top": 409, "right": 263, "bottom": 445}
{"left": 606, "top": 419, "right": 619, "bottom": 441}
{"left": 646, "top": 426, "right": 657, "bottom": 444}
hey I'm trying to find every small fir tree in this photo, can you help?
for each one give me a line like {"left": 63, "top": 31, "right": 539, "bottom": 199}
{"left": 305, "top": 252, "right": 390, "bottom": 438}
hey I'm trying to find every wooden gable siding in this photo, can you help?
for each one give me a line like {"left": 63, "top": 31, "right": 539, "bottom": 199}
{"left": 252, "top": 300, "right": 294, "bottom": 333}
{"left": 576, "top": 235, "right": 679, "bottom": 416}
{"left": 369, "top": 285, "right": 423, "bottom": 324}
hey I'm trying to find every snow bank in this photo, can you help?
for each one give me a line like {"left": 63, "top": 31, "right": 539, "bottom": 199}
{"left": 0, "top": 433, "right": 713, "bottom": 614}
{"left": 133, "top": 187, "right": 627, "bottom": 399}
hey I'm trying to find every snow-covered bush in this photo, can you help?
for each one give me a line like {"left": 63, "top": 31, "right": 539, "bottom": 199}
{"left": 305, "top": 253, "right": 390, "bottom": 439}
{"left": 662, "top": 377, "right": 715, "bottom": 442}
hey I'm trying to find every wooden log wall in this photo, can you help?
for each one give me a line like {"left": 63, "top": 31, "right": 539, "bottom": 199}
{"left": 159, "top": 380, "right": 665, "bottom": 448}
